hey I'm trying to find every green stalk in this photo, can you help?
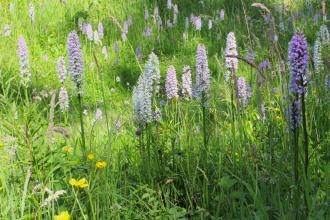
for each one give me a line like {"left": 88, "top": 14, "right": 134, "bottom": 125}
{"left": 292, "top": 100, "right": 299, "bottom": 220}
{"left": 202, "top": 103, "right": 207, "bottom": 163}
{"left": 93, "top": 51, "right": 112, "bottom": 151}
{"left": 146, "top": 124, "right": 152, "bottom": 184}
{"left": 301, "top": 93, "right": 309, "bottom": 218}
{"left": 78, "top": 94, "right": 86, "bottom": 157}
{"left": 301, "top": 92, "right": 308, "bottom": 177}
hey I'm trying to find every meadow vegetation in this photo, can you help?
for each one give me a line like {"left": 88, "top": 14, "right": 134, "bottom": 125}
{"left": 0, "top": 0, "right": 329, "bottom": 219}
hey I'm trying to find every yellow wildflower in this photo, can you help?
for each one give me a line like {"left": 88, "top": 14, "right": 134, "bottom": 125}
{"left": 0, "top": 141, "right": 4, "bottom": 149}
{"left": 275, "top": 115, "right": 282, "bottom": 121}
{"left": 87, "top": 153, "right": 94, "bottom": 160}
{"left": 62, "top": 146, "right": 72, "bottom": 153}
{"left": 274, "top": 107, "right": 281, "bottom": 112}
{"left": 96, "top": 161, "right": 107, "bottom": 169}
{"left": 69, "top": 178, "right": 88, "bottom": 189}
{"left": 54, "top": 211, "right": 70, "bottom": 220}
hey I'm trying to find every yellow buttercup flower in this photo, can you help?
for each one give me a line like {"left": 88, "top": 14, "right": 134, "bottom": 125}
{"left": 69, "top": 178, "right": 88, "bottom": 189}
{"left": 87, "top": 153, "right": 94, "bottom": 160}
{"left": 96, "top": 161, "right": 107, "bottom": 169}
{"left": 63, "top": 146, "right": 72, "bottom": 153}
{"left": 0, "top": 141, "right": 4, "bottom": 149}
{"left": 54, "top": 211, "right": 70, "bottom": 220}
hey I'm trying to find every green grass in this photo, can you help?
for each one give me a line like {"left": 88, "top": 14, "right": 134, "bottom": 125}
{"left": 0, "top": 0, "right": 330, "bottom": 219}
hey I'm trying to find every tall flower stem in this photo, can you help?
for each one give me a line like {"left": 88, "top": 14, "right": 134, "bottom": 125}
{"left": 202, "top": 104, "right": 207, "bottom": 161}
{"left": 230, "top": 78, "right": 236, "bottom": 150}
{"left": 201, "top": 98, "right": 209, "bottom": 210}
{"left": 301, "top": 91, "right": 309, "bottom": 216}
{"left": 93, "top": 51, "right": 112, "bottom": 150}
{"left": 291, "top": 99, "right": 299, "bottom": 220}
{"left": 300, "top": 92, "right": 308, "bottom": 176}
{"left": 146, "top": 125, "right": 152, "bottom": 184}
{"left": 78, "top": 94, "right": 86, "bottom": 156}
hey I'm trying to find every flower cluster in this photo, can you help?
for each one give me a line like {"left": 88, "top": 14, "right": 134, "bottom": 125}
{"left": 181, "top": 65, "right": 192, "bottom": 98}
{"left": 144, "top": 53, "right": 161, "bottom": 93}
{"left": 220, "top": 9, "right": 225, "bottom": 21}
{"left": 133, "top": 74, "right": 152, "bottom": 124}
{"left": 167, "top": 0, "right": 172, "bottom": 9}
{"left": 67, "top": 31, "right": 84, "bottom": 94}
{"left": 84, "top": 23, "right": 93, "bottom": 41}
{"left": 57, "top": 57, "right": 67, "bottom": 84}
{"left": 289, "top": 100, "right": 301, "bottom": 129}
{"left": 288, "top": 33, "right": 309, "bottom": 129}
{"left": 319, "top": 24, "right": 329, "bottom": 44}
{"left": 259, "top": 60, "right": 271, "bottom": 72}
{"left": 225, "top": 32, "right": 238, "bottom": 81}
{"left": 59, "top": 87, "right": 69, "bottom": 112}
{"left": 288, "top": 33, "right": 309, "bottom": 95}
{"left": 165, "top": 65, "right": 179, "bottom": 100}
{"left": 173, "top": 4, "right": 178, "bottom": 25}
{"left": 313, "top": 37, "right": 322, "bottom": 74}
{"left": 57, "top": 56, "right": 69, "bottom": 112}
{"left": 17, "top": 36, "right": 31, "bottom": 86}
{"left": 191, "top": 15, "right": 202, "bottom": 30}
{"left": 98, "top": 22, "right": 104, "bottom": 39}
{"left": 195, "top": 44, "right": 210, "bottom": 102}
{"left": 132, "top": 52, "right": 163, "bottom": 125}
{"left": 237, "top": 76, "right": 251, "bottom": 108}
